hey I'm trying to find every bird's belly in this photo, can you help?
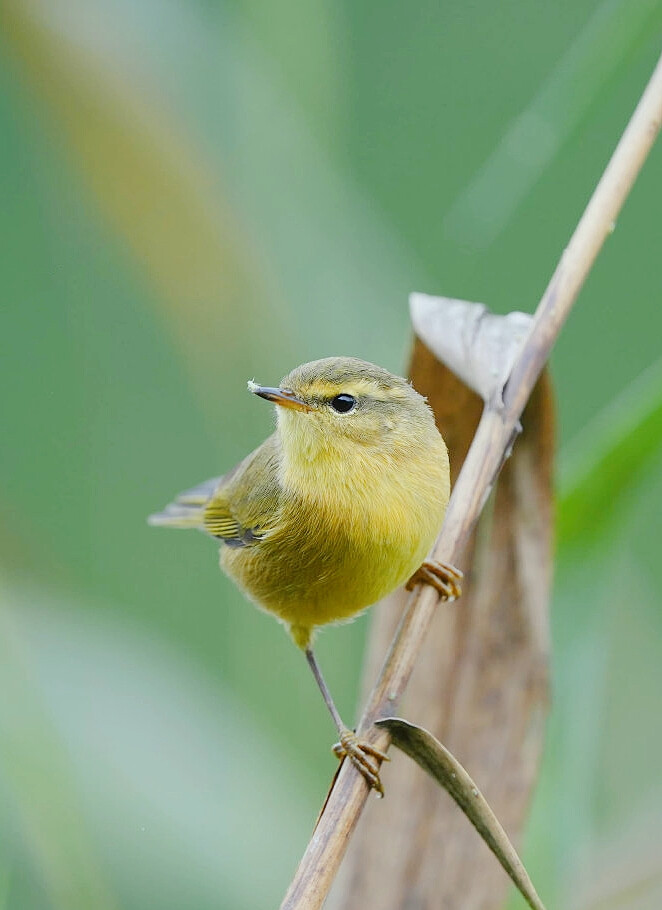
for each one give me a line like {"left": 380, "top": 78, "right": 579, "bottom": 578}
{"left": 220, "top": 492, "right": 444, "bottom": 634}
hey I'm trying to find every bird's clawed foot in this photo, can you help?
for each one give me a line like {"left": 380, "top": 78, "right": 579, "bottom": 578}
{"left": 332, "top": 729, "right": 389, "bottom": 796}
{"left": 406, "top": 559, "right": 463, "bottom": 601}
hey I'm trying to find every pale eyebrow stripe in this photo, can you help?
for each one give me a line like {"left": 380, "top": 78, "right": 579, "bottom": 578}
{"left": 307, "top": 378, "right": 409, "bottom": 402}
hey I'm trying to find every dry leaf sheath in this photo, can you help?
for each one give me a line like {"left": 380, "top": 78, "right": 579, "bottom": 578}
{"left": 336, "top": 354, "right": 553, "bottom": 909}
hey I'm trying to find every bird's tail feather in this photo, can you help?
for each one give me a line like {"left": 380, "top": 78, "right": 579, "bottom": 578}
{"left": 148, "top": 502, "right": 205, "bottom": 529}
{"left": 149, "top": 476, "right": 220, "bottom": 530}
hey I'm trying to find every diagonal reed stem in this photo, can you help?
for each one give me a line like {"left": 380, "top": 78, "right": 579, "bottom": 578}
{"left": 281, "top": 50, "right": 662, "bottom": 910}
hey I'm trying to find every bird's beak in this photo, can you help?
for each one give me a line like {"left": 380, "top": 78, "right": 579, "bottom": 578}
{"left": 248, "top": 382, "right": 312, "bottom": 412}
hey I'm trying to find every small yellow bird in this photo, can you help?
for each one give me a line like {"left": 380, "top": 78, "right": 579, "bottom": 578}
{"left": 149, "top": 357, "right": 460, "bottom": 793}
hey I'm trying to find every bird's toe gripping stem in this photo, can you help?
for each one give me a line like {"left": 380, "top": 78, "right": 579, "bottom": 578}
{"left": 406, "top": 559, "right": 463, "bottom": 601}
{"left": 332, "top": 729, "right": 390, "bottom": 797}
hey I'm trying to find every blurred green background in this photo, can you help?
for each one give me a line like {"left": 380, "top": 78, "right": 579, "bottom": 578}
{"left": 1, "top": 1, "right": 661, "bottom": 907}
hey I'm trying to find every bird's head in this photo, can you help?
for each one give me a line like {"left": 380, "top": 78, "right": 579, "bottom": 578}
{"left": 248, "top": 357, "right": 438, "bottom": 468}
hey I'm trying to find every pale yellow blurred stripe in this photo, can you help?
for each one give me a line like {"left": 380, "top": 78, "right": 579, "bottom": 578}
{"left": 1, "top": 0, "right": 284, "bottom": 401}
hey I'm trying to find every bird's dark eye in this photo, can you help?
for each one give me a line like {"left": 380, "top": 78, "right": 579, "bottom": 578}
{"left": 330, "top": 393, "right": 356, "bottom": 413}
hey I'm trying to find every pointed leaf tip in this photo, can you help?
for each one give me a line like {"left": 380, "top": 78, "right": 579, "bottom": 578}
{"left": 376, "top": 718, "right": 547, "bottom": 910}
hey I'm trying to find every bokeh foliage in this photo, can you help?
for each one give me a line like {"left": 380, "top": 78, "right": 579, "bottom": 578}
{"left": 0, "top": 1, "right": 661, "bottom": 907}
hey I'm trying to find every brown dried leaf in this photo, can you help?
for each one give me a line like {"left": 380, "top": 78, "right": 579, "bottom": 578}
{"left": 332, "top": 331, "right": 554, "bottom": 910}
{"left": 376, "top": 718, "right": 547, "bottom": 910}
{"left": 410, "top": 293, "right": 532, "bottom": 403}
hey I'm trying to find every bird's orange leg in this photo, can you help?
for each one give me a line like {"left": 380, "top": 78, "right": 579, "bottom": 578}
{"left": 305, "top": 648, "right": 389, "bottom": 796}
{"left": 406, "top": 559, "right": 463, "bottom": 601}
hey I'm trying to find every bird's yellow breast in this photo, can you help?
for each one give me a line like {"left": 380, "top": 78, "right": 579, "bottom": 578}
{"left": 221, "top": 432, "right": 449, "bottom": 648}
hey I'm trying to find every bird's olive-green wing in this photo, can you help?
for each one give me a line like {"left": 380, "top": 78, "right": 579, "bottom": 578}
{"left": 202, "top": 433, "right": 283, "bottom": 546}
{"left": 149, "top": 434, "right": 283, "bottom": 544}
